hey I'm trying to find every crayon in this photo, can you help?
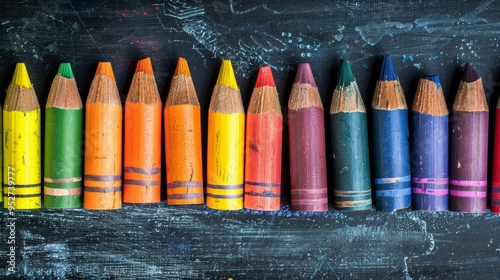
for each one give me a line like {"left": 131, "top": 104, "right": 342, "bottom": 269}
{"left": 450, "top": 64, "right": 488, "bottom": 213}
{"left": 83, "top": 62, "right": 122, "bottom": 210}
{"left": 492, "top": 95, "right": 500, "bottom": 213}
{"left": 3, "top": 63, "right": 41, "bottom": 209}
{"left": 288, "top": 63, "right": 328, "bottom": 212}
{"left": 164, "top": 57, "right": 204, "bottom": 205}
{"left": 244, "top": 66, "right": 283, "bottom": 211}
{"left": 330, "top": 60, "right": 372, "bottom": 211}
{"left": 492, "top": 92, "right": 500, "bottom": 212}
{"left": 371, "top": 55, "right": 411, "bottom": 212}
{"left": 124, "top": 58, "right": 162, "bottom": 204}
{"left": 411, "top": 76, "right": 449, "bottom": 211}
{"left": 206, "top": 60, "right": 245, "bottom": 210}
{"left": 44, "top": 63, "right": 83, "bottom": 208}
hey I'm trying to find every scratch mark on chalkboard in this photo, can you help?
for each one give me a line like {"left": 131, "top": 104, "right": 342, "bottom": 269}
{"left": 414, "top": 0, "right": 493, "bottom": 33}
{"left": 402, "top": 214, "right": 435, "bottom": 279}
{"left": 229, "top": 0, "right": 281, "bottom": 15}
{"left": 355, "top": 21, "right": 413, "bottom": 46}
{"left": 68, "top": 1, "right": 107, "bottom": 60}
{"left": 154, "top": 0, "right": 205, "bottom": 19}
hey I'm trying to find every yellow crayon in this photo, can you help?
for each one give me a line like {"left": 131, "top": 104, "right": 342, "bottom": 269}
{"left": 3, "top": 63, "right": 41, "bottom": 210}
{"left": 206, "top": 60, "right": 245, "bottom": 210}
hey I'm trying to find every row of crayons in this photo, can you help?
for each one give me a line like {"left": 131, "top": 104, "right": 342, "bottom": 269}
{"left": 1, "top": 55, "right": 498, "bottom": 213}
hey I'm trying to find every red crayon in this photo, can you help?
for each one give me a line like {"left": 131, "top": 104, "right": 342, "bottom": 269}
{"left": 492, "top": 96, "right": 500, "bottom": 213}
{"left": 287, "top": 63, "right": 328, "bottom": 212}
{"left": 244, "top": 66, "right": 283, "bottom": 211}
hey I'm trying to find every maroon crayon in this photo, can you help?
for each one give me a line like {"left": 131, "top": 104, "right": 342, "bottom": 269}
{"left": 449, "top": 64, "right": 488, "bottom": 213}
{"left": 288, "top": 63, "right": 328, "bottom": 212}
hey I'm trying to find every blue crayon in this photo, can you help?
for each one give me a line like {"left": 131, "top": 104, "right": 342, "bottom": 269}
{"left": 371, "top": 55, "right": 411, "bottom": 212}
{"left": 411, "top": 76, "right": 449, "bottom": 211}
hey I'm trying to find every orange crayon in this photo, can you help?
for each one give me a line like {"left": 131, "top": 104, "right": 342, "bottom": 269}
{"left": 84, "top": 62, "right": 122, "bottom": 210}
{"left": 244, "top": 66, "right": 283, "bottom": 211}
{"left": 164, "top": 57, "right": 204, "bottom": 204}
{"left": 123, "top": 58, "right": 162, "bottom": 203}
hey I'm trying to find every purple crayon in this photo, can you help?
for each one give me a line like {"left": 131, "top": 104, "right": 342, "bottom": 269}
{"left": 288, "top": 63, "right": 328, "bottom": 212}
{"left": 449, "top": 64, "right": 488, "bottom": 213}
{"left": 411, "top": 76, "right": 449, "bottom": 211}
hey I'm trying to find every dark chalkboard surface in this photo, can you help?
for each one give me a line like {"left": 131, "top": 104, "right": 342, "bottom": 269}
{"left": 1, "top": 0, "right": 500, "bottom": 279}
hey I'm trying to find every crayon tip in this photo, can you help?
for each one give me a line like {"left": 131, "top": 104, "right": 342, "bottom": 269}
{"left": 174, "top": 57, "right": 191, "bottom": 77}
{"left": 58, "top": 63, "right": 74, "bottom": 79}
{"left": 337, "top": 60, "right": 355, "bottom": 87}
{"left": 216, "top": 60, "right": 239, "bottom": 90}
{"left": 379, "top": 55, "right": 398, "bottom": 81}
{"left": 424, "top": 75, "right": 441, "bottom": 89}
{"left": 95, "top": 62, "right": 115, "bottom": 81}
{"left": 135, "top": 58, "right": 153, "bottom": 75}
{"left": 294, "top": 63, "right": 317, "bottom": 87}
{"left": 255, "top": 66, "right": 275, "bottom": 87}
{"left": 462, "top": 64, "right": 480, "bottom": 83}
{"left": 11, "top": 63, "right": 32, "bottom": 88}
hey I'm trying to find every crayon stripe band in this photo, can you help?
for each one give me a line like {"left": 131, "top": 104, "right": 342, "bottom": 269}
{"left": 412, "top": 178, "right": 448, "bottom": 185}
{"left": 450, "top": 180, "right": 487, "bottom": 187}
{"left": 412, "top": 188, "right": 448, "bottom": 196}
{"left": 292, "top": 198, "right": 328, "bottom": 204}
{"left": 84, "top": 186, "right": 122, "bottom": 193}
{"left": 3, "top": 183, "right": 41, "bottom": 188}
{"left": 44, "top": 177, "right": 82, "bottom": 183}
{"left": 168, "top": 193, "right": 205, "bottom": 200}
{"left": 492, "top": 186, "right": 500, "bottom": 193}
{"left": 450, "top": 190, "right": 487, "bottom": 198}
{"left": 206, "top": 193, "right": 243, "bottom": 199}
{"left": 374, "top": 175, "right": 411, "bottom": 184}
{"left": 491, "top": 198, "right": 500, "bottom": 205}
{"left": 4, "top": 193, "right": 40, "bottom": 198}
{"left": 124, "top": 166, "right": 161, "bottom": 175}
{"left": 245, "top": 181, "right": 280, "bottom": 187}
{"left": 123, "top": 179, "right": 161, "bottom": 186}
{"left": 375, "top": 188, "right": 411, "bottom": 197}
{"left": 334, "top": 189, "right": 371, "bottom": 197}
{"left": 335, "top": 199, "right": 372, "bottom": 207}
{"left": 84, "top": 175, "right": 121, "bottom": 182}
{"left": 291, "top": 188, "right": 328, "bottom": 194}
{"left": 207, "top": 184, "right": 243, "bottom": 189}
{"left": 167, "top": 181, "right": 204, "bottom": 188}
{"left": 245, "top": 191, "right": 280, "bottom": 198}
{"left": 44, "top": 186, "right": 81, "bottom": 196}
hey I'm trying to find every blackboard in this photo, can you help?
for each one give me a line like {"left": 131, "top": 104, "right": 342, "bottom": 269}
{"left": 1, "top": 0, "right": 500, "bottom": 279}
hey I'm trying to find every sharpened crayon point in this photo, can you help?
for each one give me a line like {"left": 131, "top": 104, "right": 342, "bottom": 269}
{"left": 337, "top": 60, "right": 355, "bottom": 88}
{"left": 95, "top": 62, "right": 115, "bottom": 81}
{"left": 135, "top": 58, "right": 153, "bottom": 75}
{"left": 462, "top": 64, "right": 480, "bottom": 83}
{"left": 424, "top": 75, "right": 441, "bottom": 89}
{"left": 216, "top": 60, "right": 239, "bottom": 90}
{"left": 295, "top": 63, "right": 317, "bottom": 87}
{"left": 58, "top": 63, "right": 74, "bottom": 79}
{"left": 12, "top": 63, "right": 32, "bottom": 88}
{"left": 174, "top": 57, "right": 191, "bottom": 77}
{"left": 255, "top": 66, "right": 275, "bottom": 87}
{"left": 379, "top": 55, "right": 397, "bottom": 81}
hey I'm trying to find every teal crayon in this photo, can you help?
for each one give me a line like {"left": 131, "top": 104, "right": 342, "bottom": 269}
{"left": 329, "top": 60, "right": 372, "bottom": 211}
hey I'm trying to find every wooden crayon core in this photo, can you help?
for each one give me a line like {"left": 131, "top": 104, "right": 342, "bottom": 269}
{"left": 492, "top": 96, "right": 500, "bottom": 213}
{"left": 244, "top": 66, "right": 283, "bottom": 211}
{"left": 330, "top": 60, "right": 372, "bottom": 211}
{"left": 124, "top": 58, "right": 162, "bottom": 203}
{"left": 206, "top": 60, "right": 245, "bottom": 210}
{"left": 411, "top": 76, "right": 449, "bottom": 211}
{"left": 3, "top": 63, "right": 41, "bottom": 210}
{"left": 165, "top": 57, "right": 204, "bottom": 205}
{"left": 44, "top": 63, "right": 83, "bottom": 208}
{"left": 84, "top": 62, "right": 122, "bottom": 210}
{"left": 371, "top": 55, "right": 411, "bottom": 212}
{"left": 288, "top": 63, "right": 328, "bottom": 212}
{"left": 450, "top": 64, "right": 488, "bottom": 213}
